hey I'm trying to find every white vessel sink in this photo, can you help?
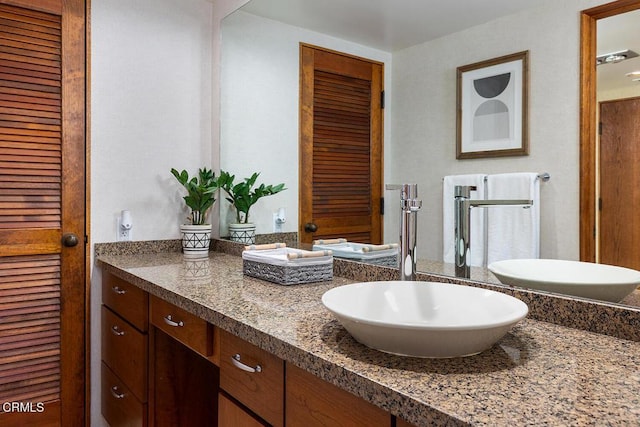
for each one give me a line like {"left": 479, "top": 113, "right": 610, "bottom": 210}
{"left": 488, "top": 259, "right": 640, "bottom": 303}
{"left": 321, "top": 281, "right": 528, "bottom": 358}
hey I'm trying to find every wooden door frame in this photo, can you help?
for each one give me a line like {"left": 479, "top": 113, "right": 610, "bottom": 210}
{"left": 84, "top": 0, "right": 91, "bottom": 421}
{"left": 61, "top": 0, "right": 90, "bottom": 424}
{"left": 58, "top": 0, "right": 91, "bottom": 423}
{"left": 298, "top": 43, "right": 384, "bottom": 243}
{"left": 579, "top": 0, "right": 640, "bottom": 262}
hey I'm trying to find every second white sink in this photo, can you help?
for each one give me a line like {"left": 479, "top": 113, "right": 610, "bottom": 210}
{"left": 321, "top": 281, "right": 528, "bottom": 358}
{"left": 488, "top": 259, "right": 640, "bottom": 303}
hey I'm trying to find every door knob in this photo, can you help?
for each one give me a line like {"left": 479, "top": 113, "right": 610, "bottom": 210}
{"left": 304, "top": 223, "right": 318, "bottom": 233}
{"left": 62, "top": 233, "right": 79, "bottom": 247}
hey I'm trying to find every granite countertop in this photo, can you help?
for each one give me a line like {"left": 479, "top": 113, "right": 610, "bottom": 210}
{"left": 96, "top": 251, "right": 640, "bottom": 426}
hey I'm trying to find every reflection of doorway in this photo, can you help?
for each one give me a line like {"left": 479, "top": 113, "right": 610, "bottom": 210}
{"left": 599, "top": 97, "right": 640, "bottom": 269}
{"left": 580, "top": 0, "right": 640, "bottom": 263}
{"left": 298, "top": 44, "right": 383, "bottom": 244}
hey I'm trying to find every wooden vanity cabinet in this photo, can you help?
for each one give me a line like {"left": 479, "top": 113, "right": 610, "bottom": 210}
{"left": 102, "top": 274, "right": 219, "bottom": 427}
{"left": 101, "top": 272, "right": 150, "bottom": 427}
{"left": 101, "top": 271, "right": 407, "bottom": 427}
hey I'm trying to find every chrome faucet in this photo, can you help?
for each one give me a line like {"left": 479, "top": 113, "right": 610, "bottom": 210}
{"left": 386, "top": 184, "right": 422, "bottom": 280}
{"left": 454, "top": 185, "right": 532, "bottom": 278}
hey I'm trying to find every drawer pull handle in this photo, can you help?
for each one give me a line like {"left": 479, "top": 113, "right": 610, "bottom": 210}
{"left": 163, "top": 314, "right": 184, "bottom": 327}
{"left": 110, "top": 386, "right": 125, "bottom": 399}
{"left": 110, "top": 325, "right": 125, "bottom": 336}
{"left": 231, "top": 354, "right": 262, "bottom": 373}
{"left": 112, "top": 286, "right": 126, "bottom": 295}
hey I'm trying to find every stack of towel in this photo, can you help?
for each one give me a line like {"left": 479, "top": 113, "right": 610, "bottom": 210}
{"left": 486, "top": 173, "right": 540, "bottom": 264}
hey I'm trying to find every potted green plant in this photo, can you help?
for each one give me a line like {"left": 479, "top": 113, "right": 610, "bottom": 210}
{"left": 171, "top": 167, "right": 219, "bottom": 258}
{"left": 218, "top": 170, "right": 285, "bottom": 244}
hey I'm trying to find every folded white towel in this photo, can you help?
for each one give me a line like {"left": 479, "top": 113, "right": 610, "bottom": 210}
{"left": 443, "top": 174, "right": 487, "bottom": 266}
{"left": 486, "top": 173, "right": 540, "bottom": 264}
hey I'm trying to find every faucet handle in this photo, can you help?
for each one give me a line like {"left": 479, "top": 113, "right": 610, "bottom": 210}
{"left": 404, "top": 198, "right": 422, "bottom": 212}
{"left": 386, "top": 183, "right": 418, "bottom": 200}
{"left": 454, "top": 185, "right": 476, "bottom": 198}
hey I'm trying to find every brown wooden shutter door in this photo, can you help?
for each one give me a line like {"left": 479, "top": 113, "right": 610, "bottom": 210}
{"left": 0, "top": 0, "right": 86, "bottom": 425}
{"left": 299, "top": 44, "right": 383, "bottom": 244}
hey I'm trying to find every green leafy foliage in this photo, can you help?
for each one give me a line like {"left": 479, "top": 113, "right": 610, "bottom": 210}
{"left": 170, "top": 167, "right": 219, "bottom": 225}
{"left": 219, "top": 170, "right": 286, "bottom": 224}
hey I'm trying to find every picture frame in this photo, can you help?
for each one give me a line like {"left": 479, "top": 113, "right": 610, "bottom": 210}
{"left": 456, "top": 51, "right": 529, "bottom": 159}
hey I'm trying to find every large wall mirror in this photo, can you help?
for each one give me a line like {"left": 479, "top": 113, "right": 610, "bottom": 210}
{"left": 219, "top": 0, "right": 640, "bottom": 308}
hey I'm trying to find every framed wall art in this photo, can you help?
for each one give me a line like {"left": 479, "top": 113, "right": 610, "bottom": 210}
{"left": 456, "top": 51, "right": 529, "bottom": 159}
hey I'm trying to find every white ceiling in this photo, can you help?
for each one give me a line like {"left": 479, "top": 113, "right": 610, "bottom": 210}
{"left": 239, "top": 0, "right": 640, "bottom": 93}
{"left": 241, "top": 0, "right": 547, "bottom": 51}
{"left": 597, "top": 9, "right": 640, "bottom": 93}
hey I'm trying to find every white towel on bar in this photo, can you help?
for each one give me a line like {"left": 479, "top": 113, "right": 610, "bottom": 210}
{"left": 443, "top": 174, "right": 487, "bottom": 266}
{"left": 486, "top": 173, "right": 540, "bottom": 264}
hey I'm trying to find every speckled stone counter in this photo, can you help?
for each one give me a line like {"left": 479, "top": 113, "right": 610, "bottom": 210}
{"left": 96, "top": 249, "right": 640, "bottom": 427}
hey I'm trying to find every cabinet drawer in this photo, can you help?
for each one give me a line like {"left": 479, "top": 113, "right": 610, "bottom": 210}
{"left": 150, "top": 295, "right": 213, "bottom": 357}
{"left": 286, "top": 363, "right": 390, "bottom": 427}
{"left": 220, "top": 329, "right": 284, "bottom": 427}
{"left": 103, "top": 272, "right": 148, "bottom": 332}
{"left": 102, "top": 362, "right": 147, "bottom": 427}
{"left": 102, "top": 306, "right": 148, "bottom": 402}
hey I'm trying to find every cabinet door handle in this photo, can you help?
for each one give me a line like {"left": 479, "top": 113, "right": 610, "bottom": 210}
{"left": 231, "top": 353, "right": 262, "bottom": 373}
{"left": 110, "top": 386, "right": 125, "bottom": 399}
{"left": 163, "top": 314, "right": 184, "bottom": 327}
{"left": 112, "top": 286, "right": 126, "bottom": 295}
{"left": 110, "top": 325, "right": 125, "bottom": 336}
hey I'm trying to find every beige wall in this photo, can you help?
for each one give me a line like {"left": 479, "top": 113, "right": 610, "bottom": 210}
{"left": 219, "top": 11, "right": 392, "bottom": 236}
{"left": 390, "top": 0, "right": 609, "bottom": 262}
{"left": 91, "top": 0, "right": 214, "bottom": 424}
{"left": 218, "top": 0, "right": 612, "bottom": 261}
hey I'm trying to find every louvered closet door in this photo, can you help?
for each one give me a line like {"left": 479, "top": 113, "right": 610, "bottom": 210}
{"left": 299, "top": 45, "right": 383, "bottom": 244}
{"left": 0, "top": 1, "right": 86, "bottom": 426}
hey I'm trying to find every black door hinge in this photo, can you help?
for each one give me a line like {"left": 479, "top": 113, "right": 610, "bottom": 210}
{"left": 598, "top": 122, "right": 603, "bottom": 135}
{"left": 380, "top": 197, "right": 385, "bottom": 215}
{"left": 380, "top": 90, "right": 385, "bottom": 109}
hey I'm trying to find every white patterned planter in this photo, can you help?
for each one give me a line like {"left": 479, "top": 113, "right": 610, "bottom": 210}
{"left": 180, "top": 224, "right": 212, "bottom": 259}
{"left": 228, "top": 223, "right": 256, "bottom": 245}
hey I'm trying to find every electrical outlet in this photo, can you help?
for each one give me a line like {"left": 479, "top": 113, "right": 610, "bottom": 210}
{"left": 273, "top": 208, "right": 286, "bottom": 232}
{"left": 117, "top": 211, "right": 133, "bottom": 241}
{"left": 117, "top": 218, "right": 132, "bottom": 241}
{"left": 273, "top": 213, "right": 282, "bottom": 232}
